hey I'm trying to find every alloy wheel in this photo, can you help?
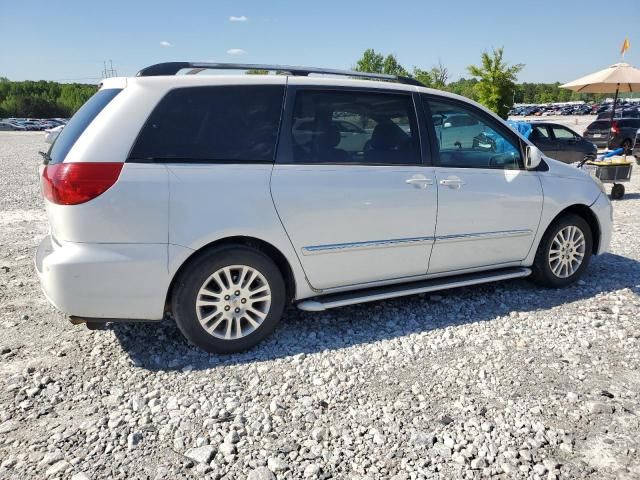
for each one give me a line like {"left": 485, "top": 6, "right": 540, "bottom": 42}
{"left": 195, "top": 265, "right": 271, "bottom": 340}
{"left": 548, "top": 226, "right": 586, "bottom": 278}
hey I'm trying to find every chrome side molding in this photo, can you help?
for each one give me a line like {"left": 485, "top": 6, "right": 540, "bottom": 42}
{"left": 301, "top": 236, "right": 435, "bottom": 256}
{"left": 435, "top": 229, "right": 532, "bottom": 244}
{"left": 301, "top": 230, "right": 533, "bottom": 255}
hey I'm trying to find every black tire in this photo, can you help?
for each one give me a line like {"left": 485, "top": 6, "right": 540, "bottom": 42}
{"left": 621, "top": 139, "right": 632, "bottom": 155}
{"left": 171, "top": 245, "right": 286, "bottom": 354}
{"left": 531, "top": 214, "right": 593, "bottom": 288}
{"left": 610, "top": 183, "right": 625, "bottom": 200}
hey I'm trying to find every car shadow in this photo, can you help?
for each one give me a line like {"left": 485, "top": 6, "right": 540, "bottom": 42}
{"left": 110, "top": 253, "right": 639, "bottom": 371}
{"left": 613, "top": 192, "right": 640, "bottom": 201}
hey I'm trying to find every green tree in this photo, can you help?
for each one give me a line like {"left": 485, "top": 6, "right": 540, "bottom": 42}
{"left": 412, "top": 68, "right": 435, "bottom": 88}
{"left": 354, "top": 48, "right": 385, "bottom": 73}
{"left": 447, "top": 78, "right": 479, "bottom": 100}
{"left": 382, "top": 54, "right": 408, "bottom": 76}
{"left": 467, "top": 48, "right": 524, "bottom": 118}
{"left": 0, "top": 79, "right": 96, "bottom": 117}
{"left": 354, "top": 49, "right": 409, "bottom": 76}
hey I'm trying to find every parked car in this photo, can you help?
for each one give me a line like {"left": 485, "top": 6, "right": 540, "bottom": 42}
{"left": 35, "top": 62, "right": 613, "bottom": 353}
{"left": 633, "top": 128, "right": 640, "bottom": 164}
{"left": 583, "top": 118, "right": 640, "bottom": 152}
{"left": 528, "top": 122, "right": 597, "bottom": 163}
{"left": 20, "top": 120, "right": 43, "bottom": 131}
{"left": 574, "top": 105, "right": 593, "bottom": 115}
{"left": 44, "top": 125, "right": 64, "bottom": 144}
{"left": 596, "top": 109, "right": 640, "bottom": 120}
{"left": 0, "top": 121, "right": 26, "bottom": 131}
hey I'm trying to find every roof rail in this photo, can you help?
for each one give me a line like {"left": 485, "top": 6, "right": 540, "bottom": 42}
{"left": 135, "top": 62, "right": 425, "bottom": 87}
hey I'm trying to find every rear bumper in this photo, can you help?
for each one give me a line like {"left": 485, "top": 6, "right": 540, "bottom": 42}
{"left": 585, "top": 137, "right": 611, "bottom": 149}
{"left": 35, "top": 235, "right": 168, "bottom": 320}
{"left": 590, "top": 193, "right": 613, "bottom": 255}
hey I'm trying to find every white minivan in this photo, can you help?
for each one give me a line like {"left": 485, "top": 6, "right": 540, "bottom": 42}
{"left": 36, "top": 62, "right": 613, "bottom": 353}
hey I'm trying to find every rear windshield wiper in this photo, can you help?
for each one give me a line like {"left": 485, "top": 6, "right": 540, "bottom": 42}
{"left": 38, "top": 151, "right": 52, "bottom": 164}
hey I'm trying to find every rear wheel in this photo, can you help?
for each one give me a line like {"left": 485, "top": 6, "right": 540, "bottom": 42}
{"left": 621, "top": 139, "right": 632, "bottom": 155}
{"left": 172, "top": 245, "right": 286, "bottom": 354}
{"left": 531, "top": 214, "right": 593, "bottom": 288}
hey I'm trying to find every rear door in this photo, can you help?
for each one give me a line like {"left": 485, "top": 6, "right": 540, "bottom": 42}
{"left": 271, "top": 84, "right": 437, "bottom": 290}
{"left": 127, "top": 79, "right": 288, "bottom": 255}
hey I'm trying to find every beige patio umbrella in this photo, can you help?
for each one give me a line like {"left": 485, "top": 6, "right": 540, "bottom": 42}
{"left": 560, "top": 62, "right": 640, "bottom": 94}
{"left": 561, "top": 62, "right": 640, "bottom": 147}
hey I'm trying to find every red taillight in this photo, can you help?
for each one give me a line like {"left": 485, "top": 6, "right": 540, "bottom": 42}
{"left": 41, "top": 163, "right": 123, "bottom": 205}
{"left": 610, "top": 121, "right": 620, "bottom": 135}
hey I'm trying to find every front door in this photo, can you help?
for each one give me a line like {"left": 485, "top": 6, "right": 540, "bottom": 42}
{"left": 529, "top": 124, "right": 562, "bottom": 160}
{"left": 548, "top": 125, "right": 585, "bottom": 163}
{"left": 424, "top": 96, "right": 543, "bottom": 274}
{"left": 271, "top": 86, "right": 437, "bottom": 290}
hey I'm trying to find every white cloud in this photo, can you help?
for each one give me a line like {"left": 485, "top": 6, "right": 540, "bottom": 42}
{"left": 227, "top": 48, "right": 247, "bottom": 55}
{"left": 229, "top": 15, "right": 248, "bottom": 22}
{"left": 160, "top": 41, "right": 172, "bottom": 47}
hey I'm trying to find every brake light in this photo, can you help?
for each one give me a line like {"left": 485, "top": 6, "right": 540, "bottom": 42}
{"left": 610, "top": 121, "right": 620, "bottom": 135}
{"left": 41, "top": 163, "right": 123, "bottom": 205}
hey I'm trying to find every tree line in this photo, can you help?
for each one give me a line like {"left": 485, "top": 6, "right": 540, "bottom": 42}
{"left": 0, "top": 77, "right": 97, "bottom": 118}
{"left": 353, "top": 48, "right": 606, "bottom": 118}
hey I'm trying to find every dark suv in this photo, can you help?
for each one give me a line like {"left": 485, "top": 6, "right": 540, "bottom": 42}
{"left": 596, "top": 109, "right": 640, "bottom": 120}
{"left": 583, "top": 117, "right": 640, "bottom": 151}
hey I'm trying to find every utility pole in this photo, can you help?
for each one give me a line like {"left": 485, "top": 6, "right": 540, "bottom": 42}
{"left": 101, "top": 60, "right": 118, "bottom": 78}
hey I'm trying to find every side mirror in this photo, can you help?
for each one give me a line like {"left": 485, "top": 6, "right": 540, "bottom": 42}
{"left": 525, "top": 145, "right": 543, "bottom": 169}
{"left": 443, "top": 122, "right": 452, "bottom": 128}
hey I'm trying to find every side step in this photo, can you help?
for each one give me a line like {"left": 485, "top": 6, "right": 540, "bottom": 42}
{"left": 297, "top": 267, "right": 531, "bottom": 312}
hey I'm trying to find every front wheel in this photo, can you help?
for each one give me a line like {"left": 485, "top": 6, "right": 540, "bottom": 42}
{"left": 172, "top": 245, "right": 286, "bottom": 354}
{"left": 531, "top": 214, "right": 593, "bottom": 288}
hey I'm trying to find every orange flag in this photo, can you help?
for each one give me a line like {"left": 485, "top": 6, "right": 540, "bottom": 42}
{"left": 620, "top": 38, "right": 630, "bottom": 55}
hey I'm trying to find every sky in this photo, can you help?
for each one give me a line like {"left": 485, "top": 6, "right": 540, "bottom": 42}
{"left": 2, "top": 0, "right": 639, "bottom": 85}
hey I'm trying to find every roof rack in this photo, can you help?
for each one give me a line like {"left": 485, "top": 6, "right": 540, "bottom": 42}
{"left": 136, "top": 62, "right": 426, "bottom": 87}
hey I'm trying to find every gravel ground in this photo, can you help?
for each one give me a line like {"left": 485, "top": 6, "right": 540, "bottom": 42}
{"left": 0, "top": 131, "right": 639, "bottom": 480}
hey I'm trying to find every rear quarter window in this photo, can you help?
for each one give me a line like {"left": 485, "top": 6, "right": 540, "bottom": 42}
{"left": 47, "top": 88, "right": 120, "bottom": 164}
{"left": 619, "top": 119, "right": 640, "bottom": 128}
{"left": 129, "top": 85, "right": 285, "bottom": 163}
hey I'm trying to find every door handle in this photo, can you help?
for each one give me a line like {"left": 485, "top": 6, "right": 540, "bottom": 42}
{"left": 439, "top": 177, "right": 465, "bottom": 189}
{"left": 405, "top": 175, "right": 433, "bottom": 188}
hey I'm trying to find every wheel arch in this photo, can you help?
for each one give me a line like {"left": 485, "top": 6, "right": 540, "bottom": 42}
{"left": 550, "top": 204, "right": 601, "bottom": 254}
{"left": 165, "top": 236, "right": 298, "bottom": 314}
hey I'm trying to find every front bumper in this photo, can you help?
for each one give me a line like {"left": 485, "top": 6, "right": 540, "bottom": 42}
{"left": 35, "top": 235, "right": 168, "bottom": 320}
{"left": 590, "top": 193, "right": 613, "bottom": 255}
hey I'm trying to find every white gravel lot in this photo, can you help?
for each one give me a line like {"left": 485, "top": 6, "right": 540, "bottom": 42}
{"left": 0, "top": 130, "right": 639, "bottom": 480}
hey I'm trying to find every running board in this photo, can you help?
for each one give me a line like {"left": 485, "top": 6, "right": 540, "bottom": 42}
{"left": 296, "top": 267, "right": 531, "bottom": 312}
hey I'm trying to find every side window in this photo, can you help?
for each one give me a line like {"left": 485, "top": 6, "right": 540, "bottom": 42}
{"left": 551, "top": 126, "right": 577, "bottom": 140}
{"left": 620, "top": 119, "right": 640, "bottom": 129}
{"left": 530, "top": 126, "right": 550, "bottom": 141}
{"left": 289, "top": 90, "right": 421, "bottom": 165}
{"left": 427, "top": 98, "right": 522, "bottom": 169}
{"left": 129, "top": 85, "right": 284, "bottom": 162}
{"left": 48, "top": 88, "right": 121, "bottom": 164}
